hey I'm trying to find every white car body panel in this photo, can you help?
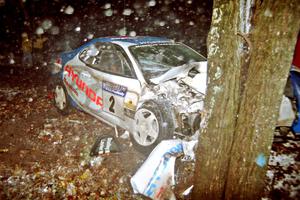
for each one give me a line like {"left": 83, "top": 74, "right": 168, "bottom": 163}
{"left": 58, "top": 37, "right": 207, "bottom": 140}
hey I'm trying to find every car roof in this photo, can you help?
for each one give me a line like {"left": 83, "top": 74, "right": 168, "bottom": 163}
{"left": 61, "top": 36, "right": 174, "bottom": 63}
{"left": 89, "top": 36, "right": 173, "bottom": 46}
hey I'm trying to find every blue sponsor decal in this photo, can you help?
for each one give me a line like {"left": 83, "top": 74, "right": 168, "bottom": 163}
{"left": 102, "top": 81, "right": 127, "bottom": 97}
{"left": 144, "top": 143, "right": 183, "bottom": 197}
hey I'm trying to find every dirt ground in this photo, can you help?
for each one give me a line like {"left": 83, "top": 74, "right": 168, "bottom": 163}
{"left": 0, "top": 67, "right": 299, "bottom": 199}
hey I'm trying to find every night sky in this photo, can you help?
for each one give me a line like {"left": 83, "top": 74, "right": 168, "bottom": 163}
{"left": 0, "top": 0, "right": 212, "bottom": 66}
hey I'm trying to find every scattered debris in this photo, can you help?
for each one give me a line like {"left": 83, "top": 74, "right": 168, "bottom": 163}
{"left": 90, "top": 135, "right": 122, "bottom": 156}
{"left": 89, "top": 156, "right": 103, "bottom": 167}
{"left": 0, "top": 70, "right": 298, "bottom": 199}
{"left": 120, "top": 131, "right": 130, "bottom": 139}
{"left": 68, "top": 119, "right": 84, "bottom": 125}
{"left": 38, "top": 126, "right": 63, "bottom": 144}
{"left": 0, "top": 149, "right": 9, "bottom": 153}
{"left": 182, "top": 185, "right": 193, "bottom": 196}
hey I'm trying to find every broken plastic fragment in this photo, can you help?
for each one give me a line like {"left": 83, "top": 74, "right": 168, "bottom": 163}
{"left": 131, "top": 140, "right": 184, "bottom": 200}
{"left": 120, "top": 131, "right": 130, "bottom": 139}
{"left": 182, "top": 185, "right": 194, "bottom": 196}
{"left": 68, "top": 119, "right": 83, "bottom": 124}
{"left": 90, "top": 135, "right": 121, "bottom": 156}
{"left": 182, "top": 140, "right": 198, "bottom": 161}
{"left": 90, "top": 156, "right": 103, "bottom": 167}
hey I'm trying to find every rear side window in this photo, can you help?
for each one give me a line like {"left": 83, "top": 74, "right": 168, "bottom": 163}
{"left": 79, "top": 43, "right": 135, "bottom": 78}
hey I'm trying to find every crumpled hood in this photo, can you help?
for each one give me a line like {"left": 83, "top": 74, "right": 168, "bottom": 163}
{"left": 150, "top": 61, "right": 207, "bottom": 94}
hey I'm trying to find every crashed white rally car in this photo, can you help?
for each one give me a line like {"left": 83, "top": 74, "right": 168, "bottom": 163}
{"left": 53, "top": 36, "right": 207, "bottom": 152}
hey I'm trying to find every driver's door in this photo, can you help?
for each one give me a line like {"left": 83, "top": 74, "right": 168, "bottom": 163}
{"left": 78, "top": 42, "right": 141, "bottom": 123}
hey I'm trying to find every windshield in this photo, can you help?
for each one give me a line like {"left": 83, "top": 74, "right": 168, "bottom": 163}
{"left": 129, "top": 43, "right": 206, "bottom": 81}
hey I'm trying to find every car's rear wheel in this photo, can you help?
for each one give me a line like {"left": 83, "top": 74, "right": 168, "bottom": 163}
{"left": 131, "top": 100, "right": 174, "bottom": 154}
{"left": 54, "top": 84, "right": 70, "bottom": 114}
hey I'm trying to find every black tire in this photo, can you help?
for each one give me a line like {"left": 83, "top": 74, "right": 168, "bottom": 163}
{"left": 53, "top": 83, "right": 71, "bottom": 115}
{"left": 130, "top": 100, "right": 175, "bottom": 154}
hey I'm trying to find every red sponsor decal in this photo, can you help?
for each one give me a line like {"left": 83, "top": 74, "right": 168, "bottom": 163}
{"left": 64, "top": 65, "right": 103, "bottom": 108}
{"left": 156, "top": 186, "right": 165, "bottom": 199}
{"left": 64, "top": 77, "right": 78, "bottom": 96}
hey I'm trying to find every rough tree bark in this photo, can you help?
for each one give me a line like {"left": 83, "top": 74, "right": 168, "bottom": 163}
{"left": 192, "top": 0, "right": 300, "bottom": 199}
{"left": 192, "top": 1, "right": 242, "bottom": 199}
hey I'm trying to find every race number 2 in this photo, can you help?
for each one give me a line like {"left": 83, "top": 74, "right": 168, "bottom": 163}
{"left": 109, "top": 96, "right": 115, "bottom": 113}
{"left": 102, "top": 81, "right": 127, "bottom": 118}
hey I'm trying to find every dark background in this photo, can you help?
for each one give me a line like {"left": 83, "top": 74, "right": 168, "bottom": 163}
{"left": 0, "top": 0, "right": 212, "bottom": 68}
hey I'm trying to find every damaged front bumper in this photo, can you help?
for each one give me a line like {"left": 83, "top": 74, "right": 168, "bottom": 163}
{"left": 175, "top": 111, "right": 202, "bottom": 136}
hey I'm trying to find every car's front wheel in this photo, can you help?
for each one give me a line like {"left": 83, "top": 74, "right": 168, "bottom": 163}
{"left": 54, "top": 84, "right": 70, "bottom": 114}
{"left": 131, "top": 100, "right": 174, "bottom": 154}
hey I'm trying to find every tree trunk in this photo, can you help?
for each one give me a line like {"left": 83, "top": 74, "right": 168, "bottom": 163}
{"left": 225, "top": 1, "right": 300, "bottom": 199}
{"left": 193, "top": 0, "right": 300, "bottom": 199}
{"left": 192, "top": 1, "right": 242, "bottom": 199}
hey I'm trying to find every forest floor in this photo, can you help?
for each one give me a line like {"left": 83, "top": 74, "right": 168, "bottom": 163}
{"left": 0, "top": 66, "right": 299, "bottom": 199}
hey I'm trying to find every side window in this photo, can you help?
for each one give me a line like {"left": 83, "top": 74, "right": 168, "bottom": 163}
{"left": 79, "top": 44, "right": 100, "bottom": 66}
{"left": 95, "top": 50, "right": 133, "bottom": 77}
{"left": 79, "top": 42, "right": 135, "bottom": 78}
{"left": 97, "top": 51, "right": 122, "bottom": 73}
